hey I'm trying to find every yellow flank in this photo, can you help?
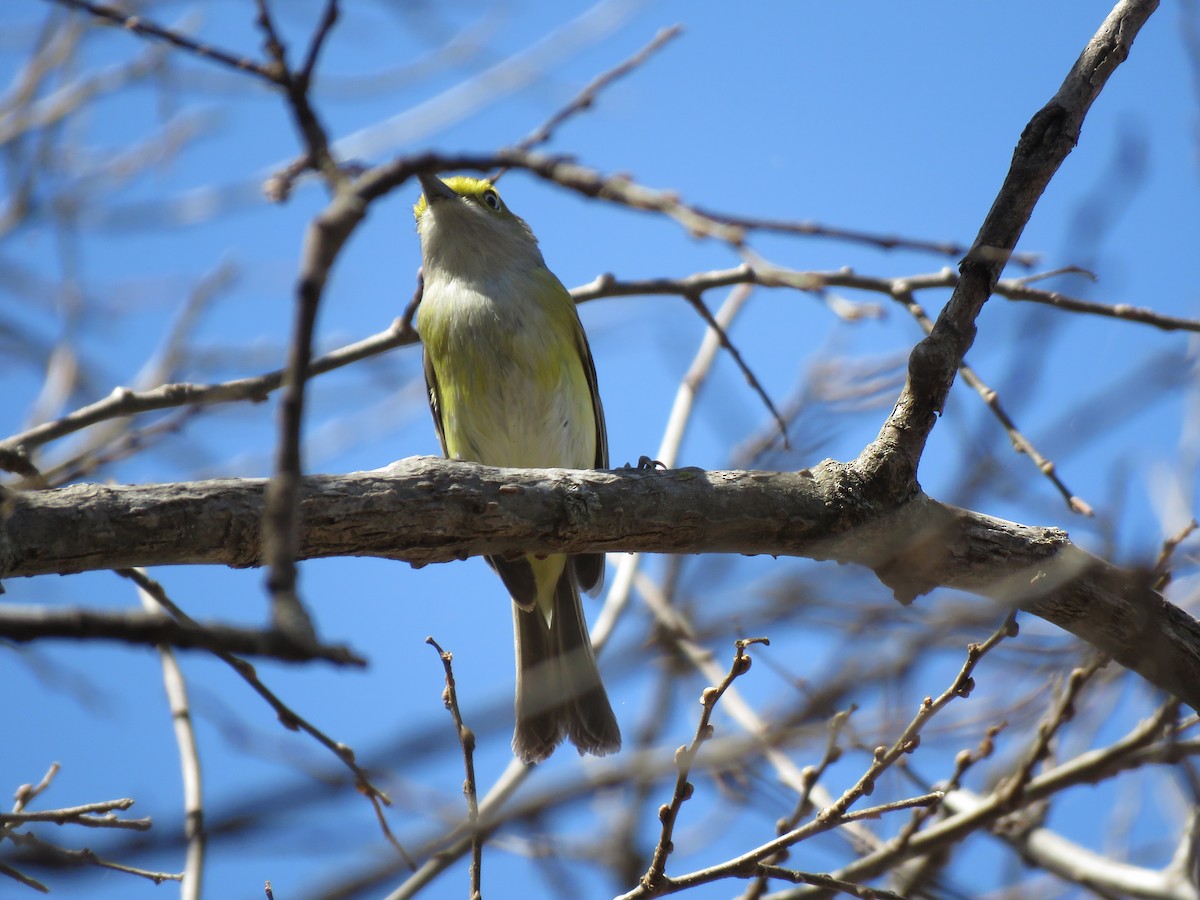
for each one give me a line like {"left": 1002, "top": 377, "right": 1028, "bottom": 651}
{"left": 421, "top": 268, "right": 595, "bottom": 470}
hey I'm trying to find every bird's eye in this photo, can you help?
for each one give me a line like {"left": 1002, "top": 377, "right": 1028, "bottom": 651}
{"left": 482, "top": 190, "right": 502, "bottom": 211}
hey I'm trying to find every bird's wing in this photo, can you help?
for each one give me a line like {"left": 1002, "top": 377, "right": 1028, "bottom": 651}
{"left": 574, "top": 316, "right": 608, "bottom": 470}
{"left": 570, "top": 300, "right": 608, "bottom": 596}
{"left": 422, "top": 348, "right": 449, "bottom": 457}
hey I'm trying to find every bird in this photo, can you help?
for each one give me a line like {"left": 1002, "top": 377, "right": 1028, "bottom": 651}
{"left": 413, "top": 172, "right": 621, "bottom": 764}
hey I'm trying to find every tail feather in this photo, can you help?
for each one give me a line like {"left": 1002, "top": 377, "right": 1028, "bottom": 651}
{"left": 512, "top": 567, "right": 620, "bottom": 764}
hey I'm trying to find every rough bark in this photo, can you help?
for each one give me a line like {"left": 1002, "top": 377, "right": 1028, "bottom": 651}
{"left": 2, "top": 456, "right": 1197, "bottom": 708}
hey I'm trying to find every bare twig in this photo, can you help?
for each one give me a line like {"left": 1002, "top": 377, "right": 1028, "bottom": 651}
{"left": 5, "top": 832, "right": 181, "bottom": 884}
{"left": 1, "top": 765, "right": 166, "bottom": 892}
{"left": 621, "top": 615, "right": 1016, "bottom": 898}
{"left": 0, "top": 798, "right": 148, "bottom": 829}
{"left": 739, "top": 706, "right": 857, "bottom": 900}
{"left": 999, "top": 278, "right": 1200, "bottom": 332}
{"left": 997, "top": 656, "right": 1109, "bottom": 809}
{"left": 47, "top": 0, "right": 280, "bottom": 83}
{"left": 1153, "top": 519, "right": 1199, "bottom": 590}
{"left": 298, "top": 0, "right": 340, "bottom": 86}
{"left": 620, "top": 793, "right": 944, "bottom": 899}
{"left": 678, "top": 288, "right": 789, "bottom": 448}
{"left": 8, "top": 260, "right": 1188, "bottom": 471}
{"left": 250, "top": 0, "right": 356, "bottom": 649}
{"left": 752, "top": 865, "right": 906, "bottom": 899}
{"left": 640, "top": 637, "right": 770, "bottom": 892}
{"left": 890, "top": 287, "right": 1091, "bottom": 515}
{"left": 510, "top": 25, "right": 684, "bottom": 155}
{"left": 133, "top": 571, "right": 206, "bottom": 900}
{"left": 382, "top": 148, "right": 1002, "bottom": 262}
{"left": 886, "top": 722, "right": 1009, "bottom": 896}
{"left": 10, "top": 764, "right": 60, "bottom": 813}
{"left": 591, "top": 283, "right": 757, "bottom": 650}
{"left": 0, "top": 858, "right": 47, "bottom": 893}
{"left": 253, "top": 0, "right": 343, "bottom": 186}
{"left": 112, "top": 569, "right": 396, "bottom": 847}
{"left": 809, "top": 616, "right": 1016, "bottom": 829}
{"left": 427, "top": 637, "right": 482, "bottom": 899}
{"left": 0, "top": 319, "right": 417, "bottom": 461}
{"left": 802, "top": 700, "right": 1189, "bottom": 894}
{"left": 384, "top": 759, "right": 529, "bottom": 900}
{"left": 0, "top": 604, "right": 363, "bottom": 664}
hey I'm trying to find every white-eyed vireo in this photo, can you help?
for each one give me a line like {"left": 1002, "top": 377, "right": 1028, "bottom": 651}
{"left": 414, "top": 174, "right": 620, "bottom": 764}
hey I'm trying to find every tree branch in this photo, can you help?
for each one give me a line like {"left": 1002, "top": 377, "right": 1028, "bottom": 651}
{"left": 2, "top": 457, "right": 1197, "bottom": 708}
{"left": 867, "top": 0, "right": 1159, "bottom": 479}
{"left": 0, "top": 605, "right": 364, "bottom": 664}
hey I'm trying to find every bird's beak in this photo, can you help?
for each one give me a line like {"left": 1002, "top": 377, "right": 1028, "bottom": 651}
{"left": 418, "top": 172, "right": 455, "bottom": 205}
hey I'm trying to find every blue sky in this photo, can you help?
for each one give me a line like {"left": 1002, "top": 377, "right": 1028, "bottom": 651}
{"left": 3, "top": 1, "right": 1199, "bottom": 898}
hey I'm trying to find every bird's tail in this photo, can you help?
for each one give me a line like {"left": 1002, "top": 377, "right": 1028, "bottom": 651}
{"left": 512, "top": 565, "right": 621, "bottom": 764}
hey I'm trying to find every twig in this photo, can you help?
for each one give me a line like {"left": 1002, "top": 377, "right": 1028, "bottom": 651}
{"left": 11, "top": 763, "right": 61, "bottom": 812}
{"left": 804, "top": 699, "right": 1188, "bottom": 893}
{"left": 890, "top": 286, "right": 1091, "bottom": 515}
{"left": 399, "top": 271, "right": 424, "bottom": 339}
{"left": 998, "top": 277, "right": 1200, "bottom": 332}
{"left": 385, "top": 758, "right": 528, "bottom": 900}
{"left": 633, "top": 569, "right": 886, "bottom": 859}
{"left": 639, "top": 637, "right": 770, "bottom": 892}
{"left": 894, "top": 721, "right": 1007, "bottom": 853}
{"left": 298, "top": 0, "right": 340, "bottom": 86}
{"left": 1153, "top": 518, "right": 1199, "bottom": 590}
{"left": 133, "top": 571, "right": 206, "bottom": 900}
{"left": 810, "top": 614, "right": 1016, "bottom": 827}
{"left": 996, "top": 656, "right": 1108, "bottom": 809}
{"left": 253, "top": 0, "right": 343, "bottom": 186}
{"left": 0, "top": 859, "right": 47, "bottom": 893}
{"left": 1, "top": 765, "right": 163, "bottom": 892}
{"left": 591, "top": 283, "right": 760, "bottom": 656}
{"left": 620, "top": 615, "right": 1016, "bottom": 899}
{"left": 36, "top": 407, "right": 198, "bottom": 490}
{"left": 9, "top": 260, "right": 1188, "bottom": 467}
{"left": 113, "top": 569, "right": 401, "bottom": 857}
{"left": 362, "top": 148, "right": 1024, "bottom": 263}
{"left": 679, "top": 288, "right": 789, "bottom": 448}
{"left": 697, "top": 207, "right": 1042, "bottom": 267}
{"left": 0, "top": 603, "right": 364, "bottom": 664}
{"left": 753, "top": 865, "right": 907, "bottom": 899}
{"left": 0, "top": 798, "right": 148, "bottom": 829}
{"left": 0, "top": 319, "right": 417, "bottom": 460}
{"left": 6, "top": 832, "right": 181, "bottom": 884}
{"left": 621, "top": 793, "right": 944, "bottom": 899}
{"left": 659, "top": 283, "right": 754, "bottom": 460}
{"left": 884, "top": 721, "right": 1010, "bottom": 897}
{"left": 937, "top": 782, "right": 1198, "bottom": 899}
{"left": 739, "top": 706, "right": 857, "bottom": 900}
{"left": 47, "top": 0, "right": 280, "bottom": 83}
{"left": 255, "top": 1, "right": 326, "bottom": 648}
{"left": 427, "top": 637, "right": 482, "bottom": 899}
{"left": 1008, "top": 265, "right": 1097, "bottom": 285}
{"left": 252, "top": 0, "right": 355, "bottom": 649}
{"left": 510, "top": 25, "right": 683, "bottom": 155}
{"left": 667, "top": 261, "right": 1200, "bottom": 333}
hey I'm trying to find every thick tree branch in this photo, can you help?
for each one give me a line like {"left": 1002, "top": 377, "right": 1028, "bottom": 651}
{"left": 2, "top": 457, "right": 1197, "bottom": 708}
